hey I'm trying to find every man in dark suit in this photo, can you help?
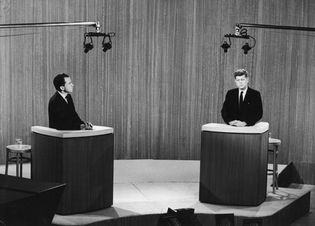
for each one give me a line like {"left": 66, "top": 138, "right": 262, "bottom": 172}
{"left": 48, "top": 73, "right": 91, "bottom": 130}
{"left": 221, "top": 69, "right": 263, "bottom": 126}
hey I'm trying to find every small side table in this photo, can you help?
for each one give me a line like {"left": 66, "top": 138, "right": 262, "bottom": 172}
{"left": 5, "top": 144, "right": 32, "bottom": 178}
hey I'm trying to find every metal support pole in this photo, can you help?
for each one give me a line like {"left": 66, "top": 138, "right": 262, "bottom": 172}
{"left": 238, "top": 23, "right": 315, "bottom": 32}
{"left": 0, "top": 21, "right": 100, "bottom": 31}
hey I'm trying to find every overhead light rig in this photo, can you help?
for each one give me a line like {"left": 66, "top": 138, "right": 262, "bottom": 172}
{"left": 221, "top": 24, "right": 256, "bottom": 54}
{"left": 0, "top": 21, "right": 115, "bottom": 53}
{"left": 221, "top": 23, "right": 315, "bottom": 54}
{"left": 83, "top": 31, "right": 115, "bottom": 54}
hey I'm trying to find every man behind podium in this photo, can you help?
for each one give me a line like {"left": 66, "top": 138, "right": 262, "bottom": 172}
{"left": 221, "top": 69, "right": 263, "bottom": 127}
{"left": 49, "top": 73, "right": 92, "bottom": 130}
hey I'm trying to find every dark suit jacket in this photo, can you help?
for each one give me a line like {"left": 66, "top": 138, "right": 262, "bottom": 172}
{"left": 221, "top": 87, "right": 263, "bottom": 126}
{"left": 48, "top": 92, "right": 84, "bottom": 130}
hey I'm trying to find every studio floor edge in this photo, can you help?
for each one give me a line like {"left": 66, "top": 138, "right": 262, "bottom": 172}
{"left": 1, "top": 160, "right": 314, "bottom": 226}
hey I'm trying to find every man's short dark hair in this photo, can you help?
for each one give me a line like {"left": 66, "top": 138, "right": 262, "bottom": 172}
{"left": 233, "top": 69, "right": 248, "bottom": 78}
{"left": 53, "top": 73, "right": 70, "bottom": 91}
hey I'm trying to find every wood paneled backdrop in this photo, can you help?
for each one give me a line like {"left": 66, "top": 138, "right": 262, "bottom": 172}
{"left": 0, "top": 0, "right": 315, "bottom": 183}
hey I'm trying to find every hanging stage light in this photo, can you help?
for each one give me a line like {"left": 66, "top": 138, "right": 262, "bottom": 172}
{"left": 102, "top": 33, "right": 115, "bottom": 52}
{"left": 83, "top": 35, "right": 94, "bottom": 53}
{"left": 221, "top": 37, "right": 231, "bottom": 53}
{"left": 241, "top": 34, "right": 256, "bottom": 55}
{"left": 102, "top": 38, "right": 112, "bottom": 52}
{"left": 241, "top": 42, "right": 251, "bottom": 54}
{"left": 83, "top": 32, "right": 115, "bottom": 53}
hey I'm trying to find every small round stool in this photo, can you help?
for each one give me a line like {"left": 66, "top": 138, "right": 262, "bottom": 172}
{"left": 5, "top": 144, "right": 32, "bottom": 178}
{"left": 268, "top": 137, "right": 281, "bottom": 193}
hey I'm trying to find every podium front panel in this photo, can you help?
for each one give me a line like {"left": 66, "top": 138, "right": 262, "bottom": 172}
{"left": 199, "top": 126, "right": 268, "bottom": 206}
{"left": 32, "top": 129, "right": 114, "bottom": 214}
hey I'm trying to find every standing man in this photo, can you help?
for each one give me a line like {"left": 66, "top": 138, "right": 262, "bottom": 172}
{"left": 48, "top": 73, "right": 92, "bottom": 130}
{"left": 221, "top": 69, "right": 263, "bottom": 127}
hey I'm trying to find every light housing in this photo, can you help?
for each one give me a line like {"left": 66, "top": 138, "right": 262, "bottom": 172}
{"left": 83, "top": 35, "right": 94, "bottom": 53}
{"left": 241, "top": 43, "right": 251, "bottom": 54}
{"left": 221, "top": 39, "right": 231, "bottom": 53}
{"left": 102, "top": 35, "right": 112, "bottom": 52}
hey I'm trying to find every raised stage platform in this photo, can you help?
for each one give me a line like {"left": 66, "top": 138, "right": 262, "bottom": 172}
{"left": 1, "top": 160, "right": 314, "bottom": 226}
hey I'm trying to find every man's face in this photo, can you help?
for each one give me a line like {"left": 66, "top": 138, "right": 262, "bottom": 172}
{"left": 61, "top": 77, "right": 74, "bottom": 93}
{"left": 235, "top": 75, "right": 249, "bottom": 90}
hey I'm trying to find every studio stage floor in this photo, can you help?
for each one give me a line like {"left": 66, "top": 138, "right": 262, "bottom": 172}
{"left": 1, "top": 160, "right": 314, "bottom": 225}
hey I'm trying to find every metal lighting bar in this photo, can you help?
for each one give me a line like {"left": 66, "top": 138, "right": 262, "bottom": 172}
{"left": 0, "top": 21, "right": 100, "bottom": 32}
{"left": 224, "top": 34, "right": 250, "bottom": 39}
{"left": 238, "top": 23, "right": 315, "bottom": 32}
{"left": 85, "top": 31, "right": 115, "bottom": 37}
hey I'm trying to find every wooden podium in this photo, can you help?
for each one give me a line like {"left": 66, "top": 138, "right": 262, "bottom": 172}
{"left": 199, "top": 122, "right": 269, "bottom": 206}
{"left": 31, "top": 125, "right": 114, "bottom": 214}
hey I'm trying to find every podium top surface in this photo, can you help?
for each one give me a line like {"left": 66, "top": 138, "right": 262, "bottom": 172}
{"left": 31, "top": 125, "right": 114, "bottom": 138}
{"left": 202, "top": 122, "right": 269, "bottom": 134}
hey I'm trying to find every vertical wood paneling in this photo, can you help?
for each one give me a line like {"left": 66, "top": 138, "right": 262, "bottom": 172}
{"left": 1, "top": 0, "right": 315, "bottom": 183}
{"left": 0, "top": 0, "right": 11, "bottom": 165}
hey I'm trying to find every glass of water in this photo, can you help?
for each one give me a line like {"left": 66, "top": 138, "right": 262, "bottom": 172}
{"left": 15, "top": 138, "right": 22, "bottom": 145}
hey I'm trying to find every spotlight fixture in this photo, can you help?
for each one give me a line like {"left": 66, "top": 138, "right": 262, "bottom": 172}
{"left": 83, "top": 35, "right": 93, "bottom": 53}
{"left": 241, "top": 43, "right": 251, "bottom": 54}
{"left": 221, "top": 38, "right": 231, "bottom": 53}
{"left": 83, "top": 31, "right": 115, "bottom": 53}
{"left": 102, "top": 34, "right": 113, "bottom": 52}
{"left": 241, "top": 35, "right": 256, "bottom": 54}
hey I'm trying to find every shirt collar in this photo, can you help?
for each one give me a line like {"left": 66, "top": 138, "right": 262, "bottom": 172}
{"left": 239, "top": 87, "right": 248, "bottom": 97}
{"left": 57, "top": 91, "right": 69, "bottom": 102}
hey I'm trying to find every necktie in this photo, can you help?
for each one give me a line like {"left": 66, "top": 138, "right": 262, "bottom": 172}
{"left": 240, "top": 91, "right": 244, "bottom": 104}
{"left": 65, "top": 95, "right": 71, "bottom": 104}
{"left": 239, "top": 91, "right": 244, "bottom": 109}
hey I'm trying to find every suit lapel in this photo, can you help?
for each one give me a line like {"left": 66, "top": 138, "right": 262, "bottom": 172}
{"left": 56, "top": 92, "right": 70, "bottom": 108}
{"left": 243, "top": 87, "right": 252, "bottom": 103}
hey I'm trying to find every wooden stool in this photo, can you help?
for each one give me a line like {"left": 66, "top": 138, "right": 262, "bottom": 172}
{"left": 5, "top": 144, "right": 32, "bottom": 178}
{"left": 268, "top": 138, "right": 281, "bottom": 193}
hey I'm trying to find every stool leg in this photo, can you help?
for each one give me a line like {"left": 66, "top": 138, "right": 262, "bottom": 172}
{"left": 16, "top": 153, "right": 20, "bottom": 177}
{"left": 5, "top": 149, "right": 9, "bottom": 175}
{"left": 272, "top": 149, "right": 276, "bottom": 194}
{"left": 30, "top": 151, "right": 32, "bottom": 179}
{"left": 275, "top": 149, "right": 279, "bottom": 190}
{"left": 20, "top": 154, "right": 23, "bottom": 178}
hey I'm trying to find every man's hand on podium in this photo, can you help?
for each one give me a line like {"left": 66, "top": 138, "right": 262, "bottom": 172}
{"left": 80, "top": 122, "right": 93, "bottom": 130}
{"left": 229, "top": 120, "right": 247, "bottom": 127}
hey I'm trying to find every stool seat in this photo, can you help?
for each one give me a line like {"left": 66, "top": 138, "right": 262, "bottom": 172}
{"left": 268, "top": 138, "right": 281, "bottom": 146}
{"left": 5, "top": 144, "right": 32, "bottom": 178}
{"left": 6, "top": 144, "right": 31, "bottom": 153}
